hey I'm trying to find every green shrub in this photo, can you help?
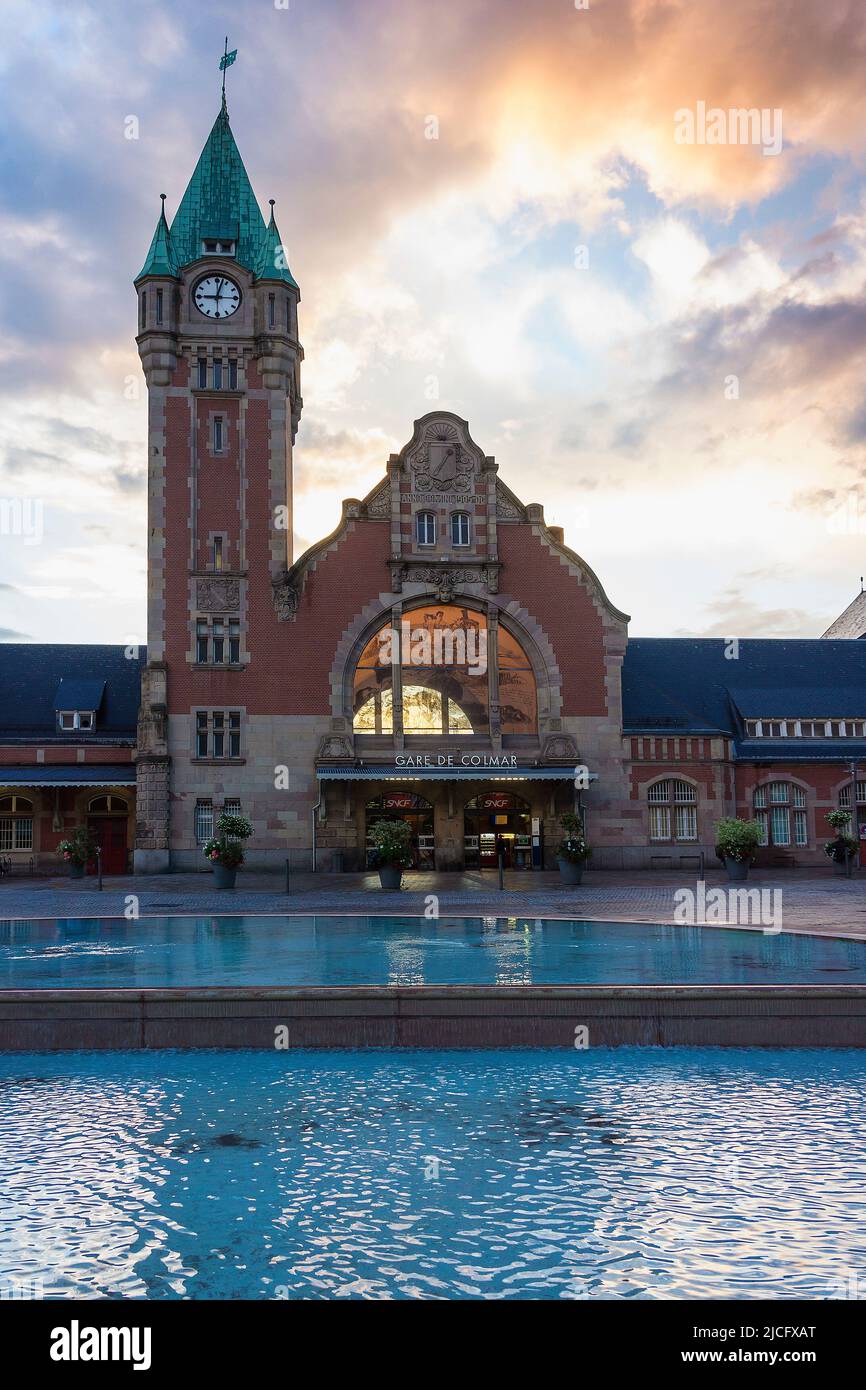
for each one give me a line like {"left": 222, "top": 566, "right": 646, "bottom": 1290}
{"left": 714, "top": 817, "right": 763, "bottom": 864}
{"left": 368, "top": 818, "right": 412, "bottom": 868}
{"left": 557, "top": 811, "right": 591, "bottom": 864}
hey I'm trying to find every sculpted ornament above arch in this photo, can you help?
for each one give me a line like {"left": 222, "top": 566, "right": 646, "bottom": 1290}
{"left": 404, "top": 414, "right": 486, "bottom": 494}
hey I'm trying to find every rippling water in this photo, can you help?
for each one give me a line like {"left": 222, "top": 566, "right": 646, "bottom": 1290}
{"left": 1, "top": 914, "right": 864, "bottom": 986}
{"left": 1, "top": 1049, "right": 865, "bottom": 1299}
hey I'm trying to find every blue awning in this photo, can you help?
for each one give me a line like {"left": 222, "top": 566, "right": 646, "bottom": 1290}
{"left": 316, "top": 765, "right": 592, "bottom": 781}
{"left": 0, "top": 766, "right": 136, "bottom": 787}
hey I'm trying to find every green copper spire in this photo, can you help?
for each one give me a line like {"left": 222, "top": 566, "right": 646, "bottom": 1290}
{"left": 256, "top": 200, "right": 299, "bottom": 290}
{"left": 137, "top": 194, "right": 178, "bottom": 280}
{"left": 166, "top": 100, "right": 268, "bottom": 275}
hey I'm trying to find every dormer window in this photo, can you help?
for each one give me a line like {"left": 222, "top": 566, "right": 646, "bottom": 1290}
{"left": 203, "top": 239, "right": 235, "bottom": 256}
{"left": 58, "top": 710, "right": 94, "bottom": 732}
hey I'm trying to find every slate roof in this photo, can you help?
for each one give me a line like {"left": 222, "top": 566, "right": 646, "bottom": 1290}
{"left": 622, "top": 638, "right": 866, "bottom": 761}
{"left": 822, "top": 589, "right": 866, "bottom": 639}
{"left": 0, "top": 646, "right": 144, "bottom": 741}
{"left": 137, "top": 100, "right": 298, "bottom": 288}
{"left": 53, "top": 679, "right": 106, "bottom": 712}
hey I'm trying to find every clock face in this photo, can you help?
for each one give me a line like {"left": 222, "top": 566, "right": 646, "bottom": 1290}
{"left": 193, "top": 275, "right": 241, "bottom": 319}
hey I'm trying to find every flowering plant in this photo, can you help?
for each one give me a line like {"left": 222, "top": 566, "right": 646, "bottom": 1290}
{"left": 56, "top": 828, "right": 97, "bottom": 867}
{"left": 367, "top": 818, "right": 412, "bottom": 868}
{"left": 824, "top": 809, "right": 857, "bottom": 863}
{"left": 557, "top": 811, "right": 591, "bottom": 864}
{"left": 714, "top": 817, "right": 762, "bottom": 863}
{"left": 203, "top": 810, "right": 253, "bottom": 869}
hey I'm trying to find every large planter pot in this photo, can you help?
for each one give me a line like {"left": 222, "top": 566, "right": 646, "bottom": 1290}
{"left": 557, "top": 858, "right": 584, "bottom": 886}
{"left": 68, "top": 862, "right": 85, "bottom": 880}
{"left": 724, "top": 857, "right": 750, "bottom": 881}
{"left": 213, "top": 862, "right": 238, "bottom": 890}
{"left": 378, "top": 864, "right": 403, "bottom": 890}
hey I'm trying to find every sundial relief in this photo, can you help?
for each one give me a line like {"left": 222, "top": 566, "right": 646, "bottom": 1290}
{"left": 409, "top": 421, "right": 478, "bottom": 497}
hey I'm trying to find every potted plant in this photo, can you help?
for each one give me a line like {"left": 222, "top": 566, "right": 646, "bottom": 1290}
{"left": 714, "top": 817, "right": 762, "bottom": 881}
{"left": 556, "top": 811, "right": 591, "bottom": 885}
{"left": 203, "top": 810, "right": 254, "bottom": 889}
{"left": 824, "top": 809, "right": 857, "bottom": 875}
{"left": 57, "top": 827, "right": 97, "bottom": 879}
{"left": 368, "top": 818, "right": 412, "bottom": 889}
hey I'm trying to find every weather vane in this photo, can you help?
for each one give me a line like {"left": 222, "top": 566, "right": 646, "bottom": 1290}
{"left": 219, "top": 37, "right": 237, "bottom": 103}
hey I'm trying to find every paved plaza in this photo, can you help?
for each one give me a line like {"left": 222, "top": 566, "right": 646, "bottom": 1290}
{"left": 1, "top": 867, "right": 864, "bottom": 938}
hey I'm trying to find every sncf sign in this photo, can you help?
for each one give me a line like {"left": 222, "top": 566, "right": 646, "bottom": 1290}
{"left": 383, "top": 792, "right": 414, "bottom": 810}
{"left": 480, "top": 793, "right": 512, "bottom": 811}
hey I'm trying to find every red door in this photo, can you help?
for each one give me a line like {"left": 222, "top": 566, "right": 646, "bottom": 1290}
{"left": 87, "top": 817, "right": 128, "bottom": 875}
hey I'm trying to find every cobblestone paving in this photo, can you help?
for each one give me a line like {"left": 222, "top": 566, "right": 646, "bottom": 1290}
{"left": 1, "top": 869, "right": 864, "bottom": 937}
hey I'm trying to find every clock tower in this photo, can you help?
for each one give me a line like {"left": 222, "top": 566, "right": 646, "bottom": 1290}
{"left": 133, "top": 93, "right": 303, "bottom": 870}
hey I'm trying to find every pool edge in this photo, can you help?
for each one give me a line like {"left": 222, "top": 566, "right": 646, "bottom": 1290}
{"left": 1, "top": 985, "right": 865, "bottom": 1049}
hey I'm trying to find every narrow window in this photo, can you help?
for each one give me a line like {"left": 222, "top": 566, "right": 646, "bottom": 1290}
{"left": 212, "top": 359, "right": 223, "bottom": 390}
{"left": 213, "top": 416, "right": 224, "bottom": 453}
{"left": 195, "top": 800, "right": 214, "bottom": 843}
{"left": 196, "top": 711, "right": 209, "bottom": 758}
{"left": 213, "top": 536, "right": 224, "bottom": 571}
{"left": 228, "top": 619, "right": 240, "bottom": 664}
{"left": 212, "top": 618, "right": 225, "bottom": 665}
{"left": 228, "top": 359, "right": 238, "bottom": 390}
{"left": 197, "top": 357, "right": 208, "bottom": 389}
{"left": 228, "top": 711, "right": 241, "bottom": 758}
{"left": 416, "top": 511, "right": 436, "bottom": 546}
{"left": 268, "top": 292, "right": 276, "bottom": 328}
{"left": 450, "top": 512, "right": 471, "bottom": 547}
{"left": 286, "top": 297, "right": 291, "bottom": 332}
{"left": 155, "top": 288, "right": 164, "bottom": 325}
{"left": 212, "top": 712, "right": 225, "bottom": 759}
{"left": 196, "top": 619, "right": 209, "bottom": 663}
{"left": 140, "top": 292, "right": 146, "bottom": 329}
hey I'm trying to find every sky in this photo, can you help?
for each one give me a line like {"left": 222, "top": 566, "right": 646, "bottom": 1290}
{"left": 2, "top": 0, "right": 866, "bottom": 646}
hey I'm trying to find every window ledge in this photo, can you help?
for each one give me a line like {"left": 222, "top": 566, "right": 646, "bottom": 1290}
{"left": 192, "top": 664, "right": 246, "bottom": 672}
{"left": 191, "top": 758, "right": 247, "bottom": 766}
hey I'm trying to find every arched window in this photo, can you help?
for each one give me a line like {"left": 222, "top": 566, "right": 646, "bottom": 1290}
{"left": 87, "top": 795, "right": 129, "bottom": 814}
{"left": 351, "top": 606, "right": 539, "bottom": 739}
{"left": 0, "top": 795, "right": 34, "bottom": 852}
{"left": 450, "top": 512, "right": 471, "bottom": 547}
{"left": 647, "top": 780, "right": 697, "bottom": 842}
{"left": 415, "top": 511, "right": 436, "bottom": 546}
{"left": 754, "top": 782, "right": 807, "bottom": 847}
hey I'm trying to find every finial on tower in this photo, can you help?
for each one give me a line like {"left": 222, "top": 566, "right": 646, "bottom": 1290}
{"left": 219, "top": 37, "right": 237, "bottom": 109}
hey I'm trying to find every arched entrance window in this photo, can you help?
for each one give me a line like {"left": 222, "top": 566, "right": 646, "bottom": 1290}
{"left": 352, "top": 605, "right": 537, "bottom": 737}
{"left": 0, "top": 795, "right": 34, "bottom": 853}
{"left": 87, "top": 795, "right": 129, "bottom": 814}
{"left": 464, "top": 791, "right": 533, "bottom": 870}
{"left": 365, "top": 791, "right": 434, "bottom": 870}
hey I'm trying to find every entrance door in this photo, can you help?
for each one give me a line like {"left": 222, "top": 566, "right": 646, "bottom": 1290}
{"left": 859, "top": 808, "right": 866, "bottom": 867}
{"left": 465, "top": 792, "right": 532, "bottom": 869}
{"left": 87, "top": 817, "right": 127, "bottom": 875}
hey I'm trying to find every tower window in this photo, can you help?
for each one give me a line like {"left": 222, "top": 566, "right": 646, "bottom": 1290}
{"left": 213, "top": 416, "right": 224, "bottom": 453}
{"left": 197, "top": 357, "right": 207, "bottom": 389}
{"left": 451, "top": 512, "right": 471, "bottom": 547}
{"left": 416, "top": 511, "right": 436, "bottom": 546}
{"left": 212, "top": 360, "right": 223, "bottom": 390}
{"left": 196, "top": 615, "right": 241, "bottom": 665}
{"left": 228, "top": 359, "right": 238, "bottom": 390}
{"left": 212, "top": 536, "right": 224, "bottom": 571}
{"left": 140, "top": 292, "right": 146, "bottom": 330}
{"left": 286, "top": 297, "right": 291, "bottom": 333}
{"left": 155, "top": 288, "right": 164, "bottom": 325}
{"left": 268, "top": 293, "right": 276, "bottom": 328}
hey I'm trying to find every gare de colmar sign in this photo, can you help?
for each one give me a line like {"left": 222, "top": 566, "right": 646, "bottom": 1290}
{"left": 395, "top": 753, "right": 519, "bottom": 767}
